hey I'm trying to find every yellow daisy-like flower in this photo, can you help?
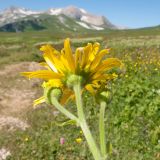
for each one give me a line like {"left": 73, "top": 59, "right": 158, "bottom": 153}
{"left": 22, "top": 38, "right": 121, "bottom": 106}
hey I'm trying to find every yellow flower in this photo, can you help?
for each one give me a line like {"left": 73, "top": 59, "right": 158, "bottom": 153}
{"left": 22, "top": 38, "right": 121, "bottom": 106}
{"left": 75, "top": 138, "right": 82, "bottom": 144}
{"left": 125, "top": 74, "right": 128, "bottom": 78}
{"left": 24, "top": 137, "right": 29, "bottom": 141}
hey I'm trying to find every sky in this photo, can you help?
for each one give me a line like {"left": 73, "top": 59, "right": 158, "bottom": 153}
{"left": 0, "top": 0, "right": 160, "bottom": 28}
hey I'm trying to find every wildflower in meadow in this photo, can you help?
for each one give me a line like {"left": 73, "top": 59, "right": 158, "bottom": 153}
{"left": 60, "top": 137, "right": 65, "bottom": 145}
{"left": 75, "top": 138, "right": 82, "bottom": 144}
{"left": 22, "top": 38, "right": 122, "bottom": 160}
{"left": 22, "top": 38, "right": 121, "bottom": 106}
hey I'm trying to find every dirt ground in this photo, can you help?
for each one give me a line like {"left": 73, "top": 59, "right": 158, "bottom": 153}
{"left": 0, "top": 62, "right": 45, "bottom": 159}
{"left": 0, "top": 62, "right": 43, "bottom": 131}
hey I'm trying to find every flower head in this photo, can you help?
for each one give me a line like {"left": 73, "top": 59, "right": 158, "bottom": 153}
{"left": 22, "top": 38, "right": 122, "bottom": 106}
{"left": 60, "top": 137, "right": 65, "bottom": 145}
{"left": 75, "top": 138, "right": 82, "bottom": 144}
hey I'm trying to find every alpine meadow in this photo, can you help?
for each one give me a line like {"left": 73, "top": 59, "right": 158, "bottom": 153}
{"left": 0, "top": 5, "right": 159, "bottom": 160}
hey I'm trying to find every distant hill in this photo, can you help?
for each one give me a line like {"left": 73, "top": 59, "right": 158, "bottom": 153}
{"left": 0, "top": 6, "right": 119, "bottom": 32}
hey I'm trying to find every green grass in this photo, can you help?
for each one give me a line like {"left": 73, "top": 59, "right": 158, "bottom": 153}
{"left": 0, "top": 29, "right": 160, "bottom": 159}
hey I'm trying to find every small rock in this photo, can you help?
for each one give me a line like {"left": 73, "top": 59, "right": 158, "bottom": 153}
{"left": 0, "top": 148, "right": 11, "bottom": 160}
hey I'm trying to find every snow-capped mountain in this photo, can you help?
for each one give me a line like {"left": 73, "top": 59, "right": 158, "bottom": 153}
{"left": 0, "top": 6, "right": 118, "bottom": 32}
{"left": 47, "top": 6, "right": 116, "bottom": 29}
{"left": 0, "top": 6, "right": 40, "bottom": 26}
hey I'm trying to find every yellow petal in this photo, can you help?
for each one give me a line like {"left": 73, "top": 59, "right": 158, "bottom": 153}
{"left": 82, "top": 43, "right": 100, "bottom": 70}
{"left": 40, "top": 45, "right": 59, "bottom": 72}
{"left": 75, "top": 47, "right": 82, "bottom": 68}
{"left": 40, "top": 45, "right": 66, "bottom": 73}
{"left": 91, "top": 73, "right": 104, "bottom": 80}
{"left": 40, "top": 44, "right": 60, "bottom": 55}
{"left": 85, "top": 84, "right": 96, "bottom": 94}
{"left": 64, "top": 38, "right": 75, "bottom": 72}
{"left": 60, "top": 89, "right": 74, "bottom": 105}
{"left": 81, "top": 43, "right": 92, "bottom": 68}
{"left": 21, "top": 70, "right": 63, "bottom": 80}
{"left": 88, "top": 42, "right": 100, "bottom": 62}
{"left": 42, "top": 79, "right": 63, "bottom": 88}
{"left": 90, "top": 49, "right": 110, "bottom": 71}
{"left": 60, "top": 51, "right": 72, "bottom": 72}
{"left": 92, "top": 73, "right": 115, "bottom": 81}
{"left": 51, "top": 57, "right": 66, "bottom": 74}
{"left": 33, "top": 96, "right": 45, "bottom": 107}
{"left": 94, "top": 58, "right": 121, "bottom": 73}
{"left": 39, "top": 62, "right": 52, "bottom": 70}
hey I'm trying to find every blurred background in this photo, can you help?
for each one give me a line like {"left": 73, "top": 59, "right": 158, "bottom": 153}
{"left": 0, "top": 0, "right": 160, "bottom": 159}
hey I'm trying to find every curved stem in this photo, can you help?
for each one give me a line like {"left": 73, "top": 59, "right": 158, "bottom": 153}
{"left": 99, "top": 101, "right": 107, "bottom": 158}
{"left": 74, "top": 83, "right": 102, "bottom": 160}
{"left": 50, "top": 97, "right": 79, "bottom": 123}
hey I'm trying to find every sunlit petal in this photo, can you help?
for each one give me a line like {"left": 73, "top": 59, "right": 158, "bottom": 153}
{"left": 33, "top": 96, "right": 45, "bottom": 107}
{"left": 21, "top": 70, "right": 63, "bottom": 80}
{"left": 64, "top": 38, "right": 75, "bottom": 72}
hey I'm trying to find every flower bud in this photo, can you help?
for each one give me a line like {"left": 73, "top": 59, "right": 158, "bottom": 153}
{"left": 96, "top": 91, "right": 112, "bottom": 103}
{"left": 60, "top": 137, "right": 65, "bottom": 145}
{"left": 67, "top": 74, "right": 83, "bottom": 88}
{"left": 100, "top": 91, "right": 112, "bottom": 102}
{"left": 44, "top": 87, "right": 62, "bottom": 104}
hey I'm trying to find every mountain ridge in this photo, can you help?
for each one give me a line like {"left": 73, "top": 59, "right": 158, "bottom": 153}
{"left": 0, "top": 6, "right": 119, "bottom": 32}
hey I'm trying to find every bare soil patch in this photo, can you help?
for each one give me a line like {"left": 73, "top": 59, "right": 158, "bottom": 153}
{"left": 0, "top": 62, "right": 42, "bottom": 130}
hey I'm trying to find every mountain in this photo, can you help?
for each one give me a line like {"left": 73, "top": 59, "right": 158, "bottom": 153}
{"left": 0, "top": 6, "right": 117, "bottom": 32}
{"left": 46, "top": 6, "right": 116, "bottom": 29}
{"left": 0, "top": 6, "right": 40, "bottom": 25}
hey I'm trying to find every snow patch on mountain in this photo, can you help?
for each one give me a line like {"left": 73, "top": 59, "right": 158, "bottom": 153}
{"left": 76, "top": 21, "right": 104, "bottom": 30}
{"left": 91, "top": 25, "right": 104, "bottom": 30}
{"left": 80, "top": 8, "right": 87, "bottom": 14}
{"left": 17, "top": 8, "right": 38, "bottom": 15}
{"left": 48, "top": 8, "right": 62, "bottom": 15}
{"left": 81, "top": 15, "right": 104, "bottom": 26}
{"left": 76, "top": 21, "right": 91, "bottom": 29}
{"left": 0, "top": 6, "right": 40, "bottom": 26}
{"left": 58, "top": 16, "right": 66, "bottom": 23}
{"left": 0, "top": 6, "right": 118, "bottom": 30}
{"left": 48, "top": 6, "right": 108, "bottom": 27}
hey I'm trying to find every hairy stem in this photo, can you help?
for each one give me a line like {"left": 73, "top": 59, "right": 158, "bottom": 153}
{"left": 74, "top": 83, "right": 102, "bottom": 160}
{"left": 99, "top": 101, "right": 107, "bottom": 158}
{"left": 50, "top": 97, "right": 79, "bottom": 123}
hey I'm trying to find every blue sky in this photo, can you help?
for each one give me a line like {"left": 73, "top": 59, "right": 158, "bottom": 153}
{"left": 0, "top": 0, "right": 160, "bottom": 28}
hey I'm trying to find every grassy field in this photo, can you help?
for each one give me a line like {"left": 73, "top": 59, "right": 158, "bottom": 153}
{"left": 0, "top": 29, "right": 160, "bottom": 160}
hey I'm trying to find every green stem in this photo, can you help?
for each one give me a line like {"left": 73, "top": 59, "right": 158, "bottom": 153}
{"left": 73, "top": 83, "right": 102, "bottom": 160}
{"left": 50, "top": 97, "right": 79, "bottom": 123}
{"left": 99, "top": 101, "right": 107, "bottom": 158}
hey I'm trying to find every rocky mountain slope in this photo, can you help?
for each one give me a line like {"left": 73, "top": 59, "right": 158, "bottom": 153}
{"left": 0, "top": 6, "right": 118, "bottom": 32}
